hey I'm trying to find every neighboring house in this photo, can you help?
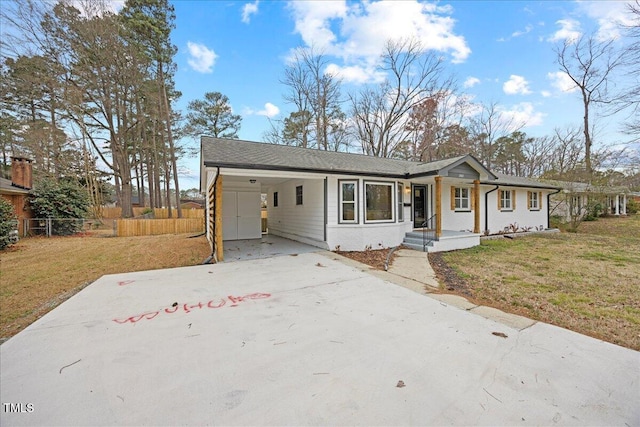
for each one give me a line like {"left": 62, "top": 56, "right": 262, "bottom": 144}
{"left": 180, "top": 199, "right": 205, "bottom": 209}
{"left": 544, "top": 180, "right": 631, "bottom": 221}
{"left": 0, "top": 157, "right": 33, "bottom": 236}
{"left": 200, "top": 137, "right": 559, "bottom": 260}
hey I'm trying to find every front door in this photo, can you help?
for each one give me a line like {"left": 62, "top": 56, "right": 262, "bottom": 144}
{"left": 413, "top": 185, "right": 427, "bottom": 228}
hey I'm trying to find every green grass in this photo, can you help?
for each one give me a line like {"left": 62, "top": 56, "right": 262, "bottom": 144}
{"left": 438, "top": 215, "right": 640, "bottom": 351}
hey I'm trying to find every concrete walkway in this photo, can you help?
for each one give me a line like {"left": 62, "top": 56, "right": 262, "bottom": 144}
{"left": 337, "top": 248, "right": 539, "bottom": 331}
{"left": 1, "top": 251, "right": 639, "bottom": 426}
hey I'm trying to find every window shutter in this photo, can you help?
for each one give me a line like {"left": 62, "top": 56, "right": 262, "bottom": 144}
{"left": 527, "top": 191, "right": 531, "bottom": 209}
{"left": 471, "top": 188, "right": 475, "bottom": 210}
{"left": 498, "top": 190, "right": 502, "bottom": 210}
{"left": 539, "top": 192, "right": 543, "bottom": 209}
{"left": 450, "top": 186, "right": 455, "bottom": 210}
{"left": 512, "top": 190, "right": 516, "bottom": 210}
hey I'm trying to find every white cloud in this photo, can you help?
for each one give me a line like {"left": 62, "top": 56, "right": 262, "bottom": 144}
{"left": 499, "top": 102, "right": 545, "bottom": 129}
{"left": 511, "top": 24, "right": 533, "bottom": 38}
{"left": 187, "top": 42, "right": 217, "bottom": 73}
{"left": 68, "top": 0, "right": 124, "bottom": 17}
{"left": 547, "top": 71, "right": 578, "bottom": 93}
{"left": 288, "top": 1, "right": 348, "bottom": 50}
{"left": 578, "top": 1, "right": 636, "bottom": 41}
{"left": 548, "top": 19, "right": 581, "bottom": 43}
{"left": 463, "top": 76, "right": 480, "bottom": 88}
{"left": 503, "top": 75, "right": 532, "bottom": 95}
{"left": 541, "top": 90, "right": 552, "bottom": 98}
{"left": 242, "top": 1, "right": 260, "bottom": 24}
{"left": 288, "top": 0, "right": 470, "bottom": 84}
{"left": 256, "top": 103, "right": 280, "bottom": 118}
{"left": 325, "top": 63, "right": 386, "bottom": 84}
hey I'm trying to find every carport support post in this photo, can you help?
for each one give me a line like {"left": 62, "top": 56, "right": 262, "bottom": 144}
{"left": 215, "top": 175, "right": 224, "bottom": 261}
{"left": 435, "top": 176, "right": 442, "bottom": 238}
{"left": 473, "top": 179, "right": 480, "bottom": 233}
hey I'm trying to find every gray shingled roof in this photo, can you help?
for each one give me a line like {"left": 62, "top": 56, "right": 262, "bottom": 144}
{"left": 540, "top": 179, "right": 629, "bottom": 194}
{"left": 201, "top": 137, "right": 560, "bottom": 191}
{"left": 0, "top": 177, "right": 30, "bottom": 194}
{"left": 201, "top": 137, "right": 470, "bottom": 178}
{"left": 489, "top": 173, "right": 560, "bottom": 190}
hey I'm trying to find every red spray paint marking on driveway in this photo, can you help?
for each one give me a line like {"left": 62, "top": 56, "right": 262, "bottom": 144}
{"left": 112, "top": 293, "right": 271, "bottom": 324}
{"left": 117, "top": 280, "right": 135, "bottom": 286}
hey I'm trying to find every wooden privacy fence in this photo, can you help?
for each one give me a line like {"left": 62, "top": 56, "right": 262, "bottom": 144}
{"left": 114, "top": 218, "right": 205, "bottom": 237}
{"left": 102, "top": 207, "right": 204, "bottom": 219}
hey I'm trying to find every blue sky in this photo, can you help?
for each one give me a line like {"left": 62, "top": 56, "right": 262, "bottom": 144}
{"left": 133, "top": 1, "right": 636, "bottom": 189}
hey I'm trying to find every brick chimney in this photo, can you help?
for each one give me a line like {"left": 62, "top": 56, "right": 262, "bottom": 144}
{"left": 10, "top": 156, "right": 33, "bottom": 190}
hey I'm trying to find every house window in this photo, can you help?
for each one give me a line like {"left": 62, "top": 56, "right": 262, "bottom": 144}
{"left": 528, "top": 191, "right": 540, "bottom": 210}
{"left": 273, "top": 192, "right": 278, "bottom": 207}
{"left": 339, "top": 180, "right": 358, "bottom": 223}
{"left": 453, "top": 187, "right": 470, "bottom": 211}
{"left": 397, "top": 183, "right": 404, "bottom": 222}
{"left": 500, "top": 190, "right": 515, "bottom": 211}
{"left": 296, "top": 185, "right": 303, "bottom": 205}
{"left": 365, "top": 181, "right": 394, "bottom": 222}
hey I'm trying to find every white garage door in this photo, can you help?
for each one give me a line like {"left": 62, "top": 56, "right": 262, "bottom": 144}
{"left": 222, "top": 191, "right": 261, "bottom": 241}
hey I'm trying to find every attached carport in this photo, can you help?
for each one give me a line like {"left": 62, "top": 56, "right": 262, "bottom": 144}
{"left": 202, "top": 166, "right": 329, "bottom": 262}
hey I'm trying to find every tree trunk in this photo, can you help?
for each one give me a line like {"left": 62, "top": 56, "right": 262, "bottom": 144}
{"left": 159, "top": 65, "right": 181, "bottom": 218}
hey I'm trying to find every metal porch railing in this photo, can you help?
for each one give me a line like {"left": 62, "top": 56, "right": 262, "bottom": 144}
{"left": 421, "top": 214, "right": 437, "bottom": 251}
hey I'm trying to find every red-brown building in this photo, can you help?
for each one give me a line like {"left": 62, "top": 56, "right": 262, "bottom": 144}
{"left": 1, "top": 157, "right": 33, "bottom": 236}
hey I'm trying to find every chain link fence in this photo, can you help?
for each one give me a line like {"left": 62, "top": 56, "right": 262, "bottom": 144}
{"left": 22, "top": 218, "right": 96, "bottom": 237}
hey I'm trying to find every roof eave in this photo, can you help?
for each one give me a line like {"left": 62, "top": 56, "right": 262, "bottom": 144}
{"left": 203, "top": 161, "right": 407, "bottom": 179}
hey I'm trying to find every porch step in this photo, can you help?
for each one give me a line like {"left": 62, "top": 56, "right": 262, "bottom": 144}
{"left": 403, "top": 230, "right": 482, "bottom": 253}
{"left": 402, "top": 241, "right": 433, "bottom": 252}
{"left": 402, "top": 231, "right": 435, "bottom": 252}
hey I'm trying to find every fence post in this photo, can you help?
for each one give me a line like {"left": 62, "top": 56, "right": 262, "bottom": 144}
{"left": 47, "top": 217, "right": 52, "bottom": 237}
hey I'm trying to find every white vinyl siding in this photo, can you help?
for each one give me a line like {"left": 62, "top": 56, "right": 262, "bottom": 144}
{"left": 267, "top": 179, "right": 324, "bottom": 242}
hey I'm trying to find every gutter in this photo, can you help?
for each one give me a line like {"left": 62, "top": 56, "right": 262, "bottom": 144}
{"left": 202, "top": 167, "right": 220, "bottom": 264}
{"left": 484, "top": 185, "right": 499, "bottom": 233}
{"left": 547, "top": 188, "right": 562, "bottom": 229}
{"left": 203, "top": 161, "right": 407, "bottom": 180}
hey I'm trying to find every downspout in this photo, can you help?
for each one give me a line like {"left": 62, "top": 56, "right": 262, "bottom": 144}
{"left": 484, "top": 185, "right": 499, "bottom": 234}
{"left": 547, "top": 188, "right": 562, "bottom": 229}
{"left": 324, "top": 177, "right": 328, "bottom": 244}
{"left": 202, "top": 167, "right": 220, "bottom": 264}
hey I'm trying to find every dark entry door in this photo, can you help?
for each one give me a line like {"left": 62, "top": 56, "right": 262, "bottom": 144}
{"left": 413, "top": 185, "right": 427, "bottom": 228}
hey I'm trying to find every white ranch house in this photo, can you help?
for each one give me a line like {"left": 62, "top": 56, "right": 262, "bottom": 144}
{"left": 200, "top": 137, "right": 559, "bottom": 260}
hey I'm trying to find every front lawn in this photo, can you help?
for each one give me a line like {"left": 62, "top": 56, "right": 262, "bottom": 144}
{"left": 0, "top": 232, "right": 210, "bottom": 341}
{"left": 430, "top": 215, "right": 640, "bottom": 350}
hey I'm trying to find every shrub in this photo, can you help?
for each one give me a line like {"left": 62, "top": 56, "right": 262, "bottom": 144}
{"left": 549, "top": 215, "right": 564, "bottom": 229}
{"left": 29, "top": 179, "right": 89, "bottom": 235}
{"left": 0, "top": 198, "right": 18, "bottom": 249}
{"left": 627, "top": 199, "right": 639, "bottom": 215}
{"left": 583, "top": 203, "right": 603, "bottom": 221}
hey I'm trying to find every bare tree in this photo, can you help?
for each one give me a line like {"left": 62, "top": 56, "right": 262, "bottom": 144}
{"left": 280, "top": 46, "right": 344, "bottom": 150}
{"left": 468, "top": 102, "right": 522, "bottom": 169}
{"left": 521, "top": 135, "right": 556, "bottom": 177}
{"left": 403, "top": 85, "right": 466, "bottom": 162}
{"left": 555, "top": 33, "right": 623, "bottom": 175}
{"left": 349, "top": 38, "right": 447, "bottom": 158}
{"left": 618, "top": 0, "right": 640, "bottom": 139}
{"left": 543, "top": 126, "right": 585, "bottom": 180}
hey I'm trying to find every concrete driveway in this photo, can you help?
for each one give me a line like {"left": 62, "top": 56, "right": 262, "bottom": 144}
{"left": 1, "top": 252, "right": 638, "bottom": 426}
